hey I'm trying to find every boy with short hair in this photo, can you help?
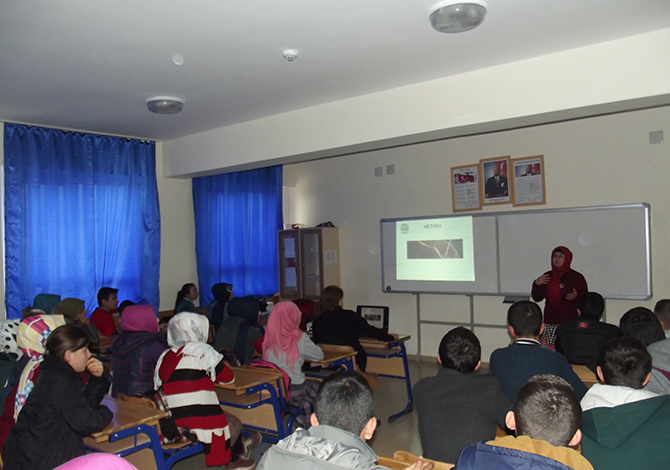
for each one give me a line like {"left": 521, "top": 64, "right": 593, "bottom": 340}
{"left": 89, "top": 287, "right": 119, "bottom": 338}
{"left": 619, "top": 307, "right": 670, "bottom": 395}
{"left": 257, "top": 371, "right": 432, "bottom": 470}
{"left": 413, "top": 327, "right": 511, "bottom": 463}
{"left": 454, "top": 374, "right": 594, "bottom": 470}
{"left": 580, "top": 336, "right": 670, "bottom": 469}
{"left": 490, "top": 301, "right": 587, "bottom": 400}
{"left": 555, "top": 292, "right": 620, "bottom": 372}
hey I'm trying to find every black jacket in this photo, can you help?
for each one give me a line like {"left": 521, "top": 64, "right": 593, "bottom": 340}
{"left": 312, "top": 308, "right": 393, "bottom": 372}
{"left": 3, "top": 354, "right": 112, "bottom": 470}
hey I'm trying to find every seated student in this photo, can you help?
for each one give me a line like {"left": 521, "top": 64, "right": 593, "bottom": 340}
{"left": 173, "top": 283, "right": 201, "bottom": 315}
{"left": 653, "top": 299, "right": 670, "bottom": 338}
{"left": 3, "top": 324, "right": 113, "bottom": 470}
{"left": 30, "top": 293, "right": 61, "bottom": 315}
{"left": 213, "top": 296, "right": 263, "bottom": 365}
{"left": 52, "top": 297, "right": 103, "bottom": 348}
{"left": 0, "top": 314, "right": 66, "bottom": 452}
{"left": 263, "top": 301, "right": 324, "bottom": 418}
{"left": 414, "top": 327, "right": 511, "bottom": 463}
{"left": 112, "top": 305, "right": 166, "bottom": 397}
{"left": 580, "top": 336, "right": 670, "bottom": 469}
{"left": 207, "top": 282, "right": 233, "bottom": 331}
{"left": 454, "top": 374, "right": 594, "bottom": 470}
{"left": 89, "top": 287, "right": 119, "bottom": 338}
{"left": 155, "top": 312, "right": 258, "bottom": 469}
{"left": 555, "top": 292, "right": 621, "bottom": 373}
{"left": 257, "top": 371, "right": 433, "bottom": 470}
{"left": 490, "top": 301, "right": 587, "bottom": 401}
{"left": 619, "top": 307, "right": 670, "bottom": 395}
{"left": 312, "top": 285, "right": 394, "bottom": 373}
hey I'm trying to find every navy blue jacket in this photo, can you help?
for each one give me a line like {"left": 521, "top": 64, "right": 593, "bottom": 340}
{"left": 490, "top": 339, "right": 587, "bottom": 400}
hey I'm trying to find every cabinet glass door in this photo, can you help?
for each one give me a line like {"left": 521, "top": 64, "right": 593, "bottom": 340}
{"left": 278, "top": 231, "right": 300, "bottom": 299}
{"left": 301, "top": 230, "right": 323, "bottom": 299}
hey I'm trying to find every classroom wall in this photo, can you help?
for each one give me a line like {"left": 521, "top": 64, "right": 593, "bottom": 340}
{"left": 162, "top": 29, "right": 670, "bottom": 179}
{"left": 283, "top": 106, "right": 670, "bottom": 359}
{"left": 155, "top": 143, "right": 199, "bottom": 312}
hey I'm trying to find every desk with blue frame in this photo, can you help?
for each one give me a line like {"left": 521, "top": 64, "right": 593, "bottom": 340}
{"left": 361, "top": 334, "right": 413, "bottom": 423}
{"left": 215, "top": 366, "right": 290, "bottom": 443}
{"left": 85, "top": 396, "right": 202, "bottom": 470}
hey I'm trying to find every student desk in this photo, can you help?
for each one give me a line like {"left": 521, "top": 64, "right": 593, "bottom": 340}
{"left": 85, "top": 397, "right": 201, "bottom": 470}
{"left": 90, "top": 397, "right": 168, "bottom": 443}
{"left": 303, "top": 344, "right": 358, "bottom": 379}
{"left": 571, "top": 364, "right": 598, "bottom": 388}
{"left": 215, "top": 366, "right": 289, "bottom": 442}
{"left": 361, "top": 334, "right": 413, "bottom": 423}
{"left": 315, "top": 346, "right": 357, "bottom": 371}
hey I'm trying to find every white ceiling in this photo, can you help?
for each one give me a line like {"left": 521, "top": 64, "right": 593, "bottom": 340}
{"left": 2, "top": 0, "right": 669, "bottom": 141}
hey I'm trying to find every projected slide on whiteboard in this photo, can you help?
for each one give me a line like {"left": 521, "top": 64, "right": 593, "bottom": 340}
{"left": 396, "top": 217, "right": 475, "bottom": 282}
{"left": 381, "top": 214, "right": 498, "bottom": 294}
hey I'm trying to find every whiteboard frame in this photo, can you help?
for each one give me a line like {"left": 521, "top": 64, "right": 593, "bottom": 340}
{"left": 380, "top": 203, "right": 652, "bottom": 300}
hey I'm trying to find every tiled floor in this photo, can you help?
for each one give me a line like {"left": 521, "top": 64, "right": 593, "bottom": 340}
{"left": 172, "top": 357, "right": 441, "bottom": 469}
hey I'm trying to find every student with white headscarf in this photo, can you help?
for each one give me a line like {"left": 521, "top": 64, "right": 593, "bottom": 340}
{"left": 155, "top": 312, "right": 258, "bottom": 469}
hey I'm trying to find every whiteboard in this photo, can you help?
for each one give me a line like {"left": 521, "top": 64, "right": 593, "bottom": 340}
{"left": 498, "top": 204, "right": 651, "bottom": 299}
{"left": 380, "top": 204, "right": 651, "bottom": 299}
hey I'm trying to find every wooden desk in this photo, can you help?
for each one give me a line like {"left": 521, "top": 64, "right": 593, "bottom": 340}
{"left": 572, "top": 364, "right": 599, "bottom": 388}
{"left": 86, "top": 397, "right": 188, "bottom": 470}
{"left": 91, "top": 397, "right": 168, "bottom": 443}
{"left": 315, "top": 346, "right": 357, "bottom": 371}
{"left": 361, "top": 334, "right": 413, "bottom": 423}
{"left": 215, "top": 366, "right": 288, "bottom": 442}
{"left": 216, "top": 366, "right": 284, "bottom": 395}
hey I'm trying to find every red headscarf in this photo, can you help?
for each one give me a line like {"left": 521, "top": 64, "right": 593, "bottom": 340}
{"left": 547, "top": 246, "right": 573, "bottom": 307}
{"left": 262, "top": 301, "right": 302, "bottom": 365}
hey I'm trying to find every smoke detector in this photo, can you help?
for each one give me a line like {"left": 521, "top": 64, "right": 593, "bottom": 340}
{"left": 282, "top": 49, "right": 298, "bottom": 62}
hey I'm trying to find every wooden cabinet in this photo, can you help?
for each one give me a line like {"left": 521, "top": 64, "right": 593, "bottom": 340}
{"left": 278, "top": 228, "right": 340, "bottom": 300}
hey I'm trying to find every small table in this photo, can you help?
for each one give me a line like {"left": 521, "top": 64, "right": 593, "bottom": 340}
{"left": 216, "top": 367, "right": 284, "bottom": 395}
{"left": 315, "top": 346, "right": 357, "bottom": 371}
{"left": 86, "top": 397, "right": 189, "bottom": 470}
{"left": 91, "top": 397, "right": 168, "bottom": 443}
{"left": 361, "top": 335, "right": 413, "bottom": 423}
{"left": 215, "top": 366, "right": 288, "bottom": 441}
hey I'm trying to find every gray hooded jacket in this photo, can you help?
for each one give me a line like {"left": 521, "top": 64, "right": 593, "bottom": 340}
{"left": 257, "top": 425, "right": 386, "bottom": 470}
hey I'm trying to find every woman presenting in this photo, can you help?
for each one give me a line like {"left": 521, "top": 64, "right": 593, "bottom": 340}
{"left": 531, "top": 246, "right": 587, "bottom": 348}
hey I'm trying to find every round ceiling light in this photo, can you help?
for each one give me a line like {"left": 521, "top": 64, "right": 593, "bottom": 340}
{"left": 429, "top": 1, "right": 487, "bottom": 33}
{"left": 146, "top": 96, "right": 185, "bottom": 115}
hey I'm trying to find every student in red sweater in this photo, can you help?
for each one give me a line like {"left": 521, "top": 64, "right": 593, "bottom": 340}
{"left": 89, "top": 287, "right": 119, "bottom": 338}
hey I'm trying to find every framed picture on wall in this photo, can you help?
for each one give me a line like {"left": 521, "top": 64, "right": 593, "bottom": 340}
{"left": 480, "top": 156, "right": 512, "bottom": 205}
{"left": 512, "top": 155, "right": 546, "bottom": 206}
{"left": 450, "top": 164, "right": 482, "bottom": 212}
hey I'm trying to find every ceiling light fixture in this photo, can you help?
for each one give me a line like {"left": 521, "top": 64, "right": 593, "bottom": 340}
{"left": 429, "top": 1, "right": 487, "bottom": 34}
{"left": 146, "top": 96, "right": 184, "bottom": 115}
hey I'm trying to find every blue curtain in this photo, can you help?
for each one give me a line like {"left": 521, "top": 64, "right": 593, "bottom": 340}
{"left": 4, "top": 124, "right": 160, "bottom": 319}
{"left": 192, "top": 166, "right": 282, "bottom": 305}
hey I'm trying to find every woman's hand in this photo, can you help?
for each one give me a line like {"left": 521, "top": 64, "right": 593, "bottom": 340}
{"left": 535, "top": 274, "right": 551, "bottom": 286}
{"left": 87, "top": 358, "right": 104, "bottom": 377}
{"left": 565, "top": 288, "right": 578, "bottom": 301}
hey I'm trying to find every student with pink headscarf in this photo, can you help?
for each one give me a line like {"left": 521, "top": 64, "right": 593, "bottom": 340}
{"left": 112, "top": 305, "right": 166, "bottom": 397}
{"left": 263, "top": 301, "right": 323, "bottom": 418}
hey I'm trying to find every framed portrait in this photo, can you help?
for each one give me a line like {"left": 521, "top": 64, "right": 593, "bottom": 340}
{"left": 512, "top": 155, "right": 546, "bottom": 206}
{"left": 480, "top": 156, "right": 512, "bottom": 205}
{"left": 450, "top": 163, "right": 482, "bottom": 212}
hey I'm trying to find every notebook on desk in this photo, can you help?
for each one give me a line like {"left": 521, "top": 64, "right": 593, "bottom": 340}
{"left": 356, "top": 305, "right": 389, "bottom": 333}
